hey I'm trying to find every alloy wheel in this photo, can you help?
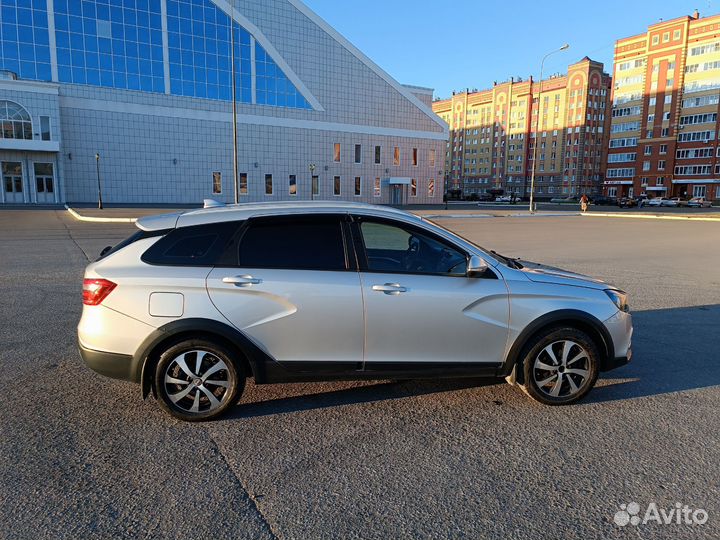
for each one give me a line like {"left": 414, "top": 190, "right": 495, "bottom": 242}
{"left": 163, "top": 350, "right": 231, "bottom": 414}
{"left": 532, "top": 340, "right": 591, "bottom": 398}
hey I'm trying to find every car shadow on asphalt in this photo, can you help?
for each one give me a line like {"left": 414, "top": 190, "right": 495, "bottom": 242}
{"left": 226, "top": 304, "right": 719, "bottom": 418}
{"left": 588, "top": 304, "right": 720, "bottom": 403}
{"left": 228, "top": 378, "right": 501, "bottom": 419}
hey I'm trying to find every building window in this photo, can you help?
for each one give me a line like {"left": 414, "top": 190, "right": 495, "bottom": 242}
{"left": 265, "top": 174, "right": 273, "bottom": 195}
{"left": 644, "top": 145, "right": 652, "bottom": 156}
{"left": 374, "top": 146, "right": 381, "bottom": 164}
{"left": 428, "top": 178, "right": 435, "bottom": 197}
{"left": 333, "top": 176, "right": 341, "bottom": 196}
{"left": 412, "top": 148, "right": 418, "bottom": 166}
{"left": 0, "top": 4, "right": 51, "bottom": 81}
{"left": 0, "top": 101, "right": 32, "bottom": 140}
{"left": 429, "top": 149, "right": 436, "bottom": 168}
{"left": 354, "top": 144, "right": 362, "bottom": 164}
{"left": 374, "top": 177, "right": 381, "bottom": 197}
{"left": 312, "top": 175, "right": 319, "bottom": 197}
{"left": 289, "top": 175, "right": 297, "bottom": 196}
{"left": 354, "top": 176, "right": 361, "bottom": 196}
{"left": 410, "top": 178, "right": 417, "bottom": 197}
{"left": 333, "top": 143, "right": 341, "bottom": 162}
{"left": 239, "top": 173, "right": 248, "bottom": 195}
{"left": 40, "top": 116, "right": 51, "bottom": 141}
{"left": 658, "top": 160, "right": 666, "bottom": 171}
{"left": 693, "top": 185, "right": 707, "bottom": 198}
{"left": 659, "top": 144, "right": 667, "bottom": 155}
{"left": 393, "top": 146, "right": 400, "bottom": 166}
{"left": 212, "top": 172, "right": 222, "bottom": 194}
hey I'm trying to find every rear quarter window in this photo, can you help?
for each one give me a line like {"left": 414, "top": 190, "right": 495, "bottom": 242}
{"left": 141, "top": 221, "right": 241, "bottom": 266}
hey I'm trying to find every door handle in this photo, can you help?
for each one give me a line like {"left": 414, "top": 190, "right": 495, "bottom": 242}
{"left": 222, "top": 275, "right": 263, "bottom": 287}
{"left": 372, "top": 283, "right": 407, "bottom": 295}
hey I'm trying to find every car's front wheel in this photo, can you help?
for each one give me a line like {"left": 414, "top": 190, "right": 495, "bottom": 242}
{"left": 520, "top": 327, "right": 599, "bottom": 405}
{"left": 154, "top": 339, "right": 245, "bottom": 421}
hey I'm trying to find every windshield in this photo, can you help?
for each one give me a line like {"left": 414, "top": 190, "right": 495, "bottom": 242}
{"left": 421, "top": 217, "right": 522, "bottom": 269}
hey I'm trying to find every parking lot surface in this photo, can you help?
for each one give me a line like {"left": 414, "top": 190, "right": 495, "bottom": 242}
{"left": 1, "top": 209, "right": 718, "bottom": 539}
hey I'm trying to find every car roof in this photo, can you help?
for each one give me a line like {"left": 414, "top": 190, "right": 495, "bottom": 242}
{"left": 136, "top": 201, "right": 420, "bottom": 231}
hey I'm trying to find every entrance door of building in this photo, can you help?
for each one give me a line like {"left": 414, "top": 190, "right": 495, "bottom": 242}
{"left": 33, "top": 162, "right": 55, "bottom": 203}
{"left": 390, "top": 185, "right": 403, "bottom": 205}
{"left": 2, "top": 162, "right": 24, "bottom": 204}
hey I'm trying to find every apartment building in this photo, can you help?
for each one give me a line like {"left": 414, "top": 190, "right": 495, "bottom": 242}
{"left": 432, "top": 57, "right": 611, "bottom": 199}
{"left": 606, "top": 10, "right": 720, "bottom": 201}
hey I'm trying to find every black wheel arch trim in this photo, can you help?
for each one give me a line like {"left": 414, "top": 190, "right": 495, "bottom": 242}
{"left": 135, "top": 318, "right": 276, "bottom": 399}
{"left": 501, "top": 309, "right": 615, "bottom": 381}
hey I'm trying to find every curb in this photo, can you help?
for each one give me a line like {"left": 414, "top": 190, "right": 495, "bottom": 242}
{"left": 581, "top": 212, "right": 720, "bottom": 222}
{"left": 65, "top": 205, "right": 138, "bottom": 223}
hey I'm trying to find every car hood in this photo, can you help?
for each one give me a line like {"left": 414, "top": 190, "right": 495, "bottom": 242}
{"left": 517, "top": 260, "right": 609, "bottom": 290}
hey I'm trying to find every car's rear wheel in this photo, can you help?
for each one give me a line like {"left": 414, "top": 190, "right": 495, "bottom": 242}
{"left": 154, "top": 339, "right": 244, "bottom": 421}
{"left": 520, "top": 327, "right": 599, "bottom": 405}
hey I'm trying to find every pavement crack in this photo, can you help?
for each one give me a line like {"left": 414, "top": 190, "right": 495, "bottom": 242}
{"left": 206, "top": 431, "right": 281, "bottom": 540}
{"left": 55, "top": 210, "right": 91, "bottom": 262}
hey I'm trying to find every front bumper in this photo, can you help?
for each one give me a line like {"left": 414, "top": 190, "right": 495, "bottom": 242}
{"left": 601, "top": 348, "right": 632, "bottom": 372}
{"left": 79, "top": 342, "right": 137, "bottom": 382}
{"left": 601, "top": 309, "right": 633, "bottom": 372}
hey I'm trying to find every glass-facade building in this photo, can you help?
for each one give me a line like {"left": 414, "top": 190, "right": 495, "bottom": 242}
{"left": 0, "top": 0, "right": 446, "bottom": 205}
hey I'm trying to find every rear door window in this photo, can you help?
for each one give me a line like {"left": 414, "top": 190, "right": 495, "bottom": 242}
{"left": 238, "top": 215, "right": 348, "bottom": 271}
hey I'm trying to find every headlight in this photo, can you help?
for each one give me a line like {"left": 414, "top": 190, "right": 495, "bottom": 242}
{"left": 605, "top": 289, "right": 629, "bottom": 312}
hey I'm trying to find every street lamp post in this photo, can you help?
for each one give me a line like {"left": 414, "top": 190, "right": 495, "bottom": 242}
{"left": 309, "top": 163, "right": 316, "bottom": 201}
{"left": 230, "top": 4, "right": 240, "bottom": 204}
{"left": 529, "top": 43, "right": 569, "bottom": 214}
{"left": 95, "top": 153, "right": 103, "bottom": 210}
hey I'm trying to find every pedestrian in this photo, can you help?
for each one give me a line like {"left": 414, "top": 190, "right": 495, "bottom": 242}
{"left": 580, "top": 194, "right": 589, "bottom": 213}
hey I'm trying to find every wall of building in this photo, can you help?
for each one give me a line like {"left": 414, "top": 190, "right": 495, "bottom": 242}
{"left": 0, "top": 0, "right": 447, "bottom": 205}
{"left": 606, "top": 12, "right": 720, "bottom": 201}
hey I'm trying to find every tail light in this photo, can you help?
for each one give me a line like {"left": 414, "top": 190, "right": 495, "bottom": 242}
{"left": 83, "top": 279, "right": 117, "bottom": 306}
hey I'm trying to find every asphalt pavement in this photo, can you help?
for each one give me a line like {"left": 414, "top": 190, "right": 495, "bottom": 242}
{"left": 0, "top": 209, "right": 718, "bottom": 539}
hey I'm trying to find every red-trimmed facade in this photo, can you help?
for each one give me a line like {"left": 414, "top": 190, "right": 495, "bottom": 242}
{"left": 606, "top": 12, "right": 720, "bottom": 201}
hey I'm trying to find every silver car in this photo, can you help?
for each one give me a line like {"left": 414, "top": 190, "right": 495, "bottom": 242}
{"left": 78, "top": 202, "right": 632, "bottom": 421}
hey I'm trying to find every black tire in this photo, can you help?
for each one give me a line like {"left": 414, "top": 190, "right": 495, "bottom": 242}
{"left": 154, "top": 339, "right": 245, "bottom": 421}
{"left": 519, "top": 327, "right": 599, "bottom": 406}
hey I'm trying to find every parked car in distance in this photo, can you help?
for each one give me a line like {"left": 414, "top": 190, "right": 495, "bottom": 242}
{"left": 617, "top": 197, "right": 637, "bottom": 208}
{"left": 647, "top": 197, "right": 668, "bottom": 207}
{"left": 495, "top": 195, "right": 521, "bottom": 203}
{"left": 592, "top": 196, "right": 617, "bottom": 206}
{"left": 661, "top": 197, "right": 687, "bottom": 207}
{"left": 78, "top": 202, "right": 633, "bottom": 421}
{"left": 477, "top": 193, "right": 495, "bottom": 202}
{"left": 687, "top": 197, "right": 713, "bottom": 208}
{"left": 550, "top": 196, "right": 579, "bottom": 204}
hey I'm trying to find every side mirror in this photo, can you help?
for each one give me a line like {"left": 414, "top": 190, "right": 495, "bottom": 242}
{"left": 99, "top": 245, "right": 112, "bottom": 257}
{"left": 467, "top": 255, "right": 489, "bottom": 277}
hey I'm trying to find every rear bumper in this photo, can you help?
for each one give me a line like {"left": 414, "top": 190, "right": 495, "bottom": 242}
{"left": 79, "top": 342, "right": 137, "bottom": 383}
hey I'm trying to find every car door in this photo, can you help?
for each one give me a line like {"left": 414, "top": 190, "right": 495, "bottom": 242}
{"left": 206, "top": 214, "right": 364, "bottom": 367}
{"left": 352, "top": 215, "right": 509, "bottom": 368}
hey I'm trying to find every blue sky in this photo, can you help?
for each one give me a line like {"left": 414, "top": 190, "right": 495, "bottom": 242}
{"left": 303, "top": 0, "right": 713, "bottom": 99}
